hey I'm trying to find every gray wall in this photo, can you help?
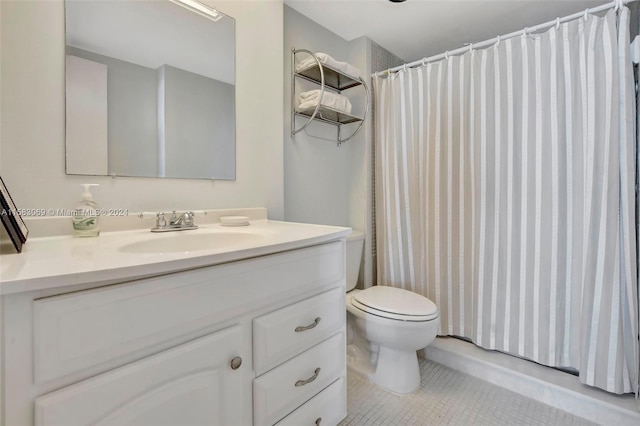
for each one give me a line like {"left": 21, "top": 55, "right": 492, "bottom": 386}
{"left": 67, "top": 48, "right": 236, "bottom": 180}
{"left": 284, "top": 6, "right": 377, "bottom": 287}
{"left": 284, "top": 5, "right": 356, "bottom": 227}
{"left": 160, "top": 65, "right": 235, "bottom": 179}
{"left": 66, "top": 46, "right": 158, "bottom": 177}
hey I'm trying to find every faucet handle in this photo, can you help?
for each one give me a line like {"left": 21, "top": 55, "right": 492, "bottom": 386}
{"left": 157, "top": 212, "right": 167, "bottom": 228}
{"left": 183, "top": 211, "right": 194, "bottom": 227}
{"left": 138, "top": 212, "right": 167, "bottom": 229}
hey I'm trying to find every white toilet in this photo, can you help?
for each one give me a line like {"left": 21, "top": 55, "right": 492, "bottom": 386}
{"left": 345, "top": 231, "right": 439, "bottom": 394}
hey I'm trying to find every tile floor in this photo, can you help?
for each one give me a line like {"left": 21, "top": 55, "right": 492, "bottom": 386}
{"left": 339, "top": 359, "right": 597, "bottom": 426}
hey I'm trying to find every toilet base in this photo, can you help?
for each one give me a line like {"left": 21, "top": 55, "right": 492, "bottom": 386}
{"left": 371, "top": 346, "right": 420, "bottom": 394}
{"left": 348, "top": 342, "right": 421, "bottom": 394}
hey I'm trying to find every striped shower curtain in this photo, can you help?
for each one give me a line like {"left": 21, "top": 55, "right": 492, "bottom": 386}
{"left": 374, "top": 7, "right": 638, "bottom": 394}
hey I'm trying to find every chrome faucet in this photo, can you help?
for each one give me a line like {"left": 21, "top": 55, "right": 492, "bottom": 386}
{"left": 169, "top": 210, "right": 195, "bottom": 228}
{"left": 139, "top": 210, "right": 204, "bottom": 232}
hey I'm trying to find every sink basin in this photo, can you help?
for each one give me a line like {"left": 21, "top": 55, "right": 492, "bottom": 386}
{"left": 118, "top": 231, "right": 264, "bottom": 254}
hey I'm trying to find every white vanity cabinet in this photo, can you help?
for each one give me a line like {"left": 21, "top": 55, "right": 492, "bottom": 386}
{"left": 0, "top": 238, "right": 347, "bottom": 426}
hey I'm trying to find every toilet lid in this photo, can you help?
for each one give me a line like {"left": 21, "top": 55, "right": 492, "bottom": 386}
{"left": 352, "top": 286, "right": 438, "bottom": 321}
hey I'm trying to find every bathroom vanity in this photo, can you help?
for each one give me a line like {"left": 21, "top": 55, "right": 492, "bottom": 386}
{"left": 0, "top": 214, "right": 349, "bottom": 425}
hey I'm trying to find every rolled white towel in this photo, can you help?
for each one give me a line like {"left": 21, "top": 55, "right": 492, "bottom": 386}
{"left": 296, "top": 89, "right": 353, "bottom": 114}
{"left": 296, "top": 52, "right": 361, "bottom": 79}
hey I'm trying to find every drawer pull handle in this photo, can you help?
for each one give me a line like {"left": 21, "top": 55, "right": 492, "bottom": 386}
{"left": 230, "top": 356, "right": 242, "bottom": 370}
{"left": 295, "top": 317, "right": 321, "bottom": 332}
{"left": 315, "top": 417, "right": 322, "bottom": 425}
{"left": 295, "top": 367, "right": 321, "bottom": 387}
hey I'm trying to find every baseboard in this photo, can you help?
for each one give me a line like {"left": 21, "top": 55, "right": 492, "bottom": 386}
{"left": 425, "top": 337, "right": 640, "bottom": 425}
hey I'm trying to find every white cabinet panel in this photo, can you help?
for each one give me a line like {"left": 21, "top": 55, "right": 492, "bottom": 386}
{"left": 35, "top": 325, "right": 251, "bottom": 426}
{"left": 254, "top": 287, "right": 345, "bottom": 374}
{"left": 276, "top": 378, "right": 346, "bottom": 426}
{"left": 253, "top": 332, "right": 345, "bottom": 426}
{"left": 33, "top": 241, "right": 343, "bottom": 384}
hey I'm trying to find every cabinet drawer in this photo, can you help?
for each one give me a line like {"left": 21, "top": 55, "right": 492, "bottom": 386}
{"left": 253, "top": 332, "right": 345, "bottom": 426}
{"left": 254, "top": 287, "right": 345, "bottom": 374}
{"left": 276, "top": 377, "right": 346, "bottom": 426}
{"left": 33, "top": 241, "right": 344, "bottom": 384}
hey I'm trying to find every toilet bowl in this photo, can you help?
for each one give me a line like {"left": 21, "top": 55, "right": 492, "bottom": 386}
{"left": 345, "top": 231, "right": 439, "bottom": 394}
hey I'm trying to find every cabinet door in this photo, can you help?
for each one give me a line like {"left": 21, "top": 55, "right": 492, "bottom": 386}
{"left": 35, "top": 325, "right": 251, "bottom": 426}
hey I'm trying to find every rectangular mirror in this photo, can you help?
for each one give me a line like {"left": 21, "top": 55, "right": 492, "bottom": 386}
{"left": 64, "top": 0, "right": 235, "bottom": 180}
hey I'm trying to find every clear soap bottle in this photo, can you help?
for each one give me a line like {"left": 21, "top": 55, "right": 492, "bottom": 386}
{"left": 72, "top": 184, "right": 100, "bottom": 237}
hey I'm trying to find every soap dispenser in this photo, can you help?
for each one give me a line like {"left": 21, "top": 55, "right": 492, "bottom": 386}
{"left": 72, "top": 184, "right": 100, "bottom": 237}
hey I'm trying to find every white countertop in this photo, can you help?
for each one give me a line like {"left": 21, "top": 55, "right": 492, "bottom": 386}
{"left": 0, "top": 220, "right": 351, "bottom": 295}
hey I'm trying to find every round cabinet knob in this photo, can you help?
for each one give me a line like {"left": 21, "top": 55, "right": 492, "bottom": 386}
{"left": 230, "top": 356, "right": 242, "bottom": 370}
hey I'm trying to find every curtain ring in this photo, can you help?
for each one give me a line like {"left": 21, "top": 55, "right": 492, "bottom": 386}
{"left": 445, "top": 51, "right": 449, "bottom": 60}
{"left": 614, "top": 0, "right": 620, "bottom": 11}
{"left": 469, "top": 42, "right": 473, "bottom": 52}
{"left": 522, "top": 27, "right": 528, "bottom": 38}
{"left": 496, "top": 35, "right": 501, "bottom": 47}
{"left": 403, "top": 64, "right": 407, "bottom": 72}
{"left": 555, "top": 17, "right": 560, "bottom": 30}
{"left": 422, "top": 58, "right": 427, "bottom": 66}
{"left": 584, "top": 8, "right": 589, "bottom": 21}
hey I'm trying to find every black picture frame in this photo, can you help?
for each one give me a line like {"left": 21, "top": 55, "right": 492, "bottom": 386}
{"left": 0, "top": 176, "right": 28, "bottom": 253}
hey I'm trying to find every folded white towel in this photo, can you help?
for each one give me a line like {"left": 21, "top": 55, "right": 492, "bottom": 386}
{"left": 296, "top": 52, "right": 361, "bottom": 79}
{"left": 296, "top": 89, "right": 353, "bottom": 114}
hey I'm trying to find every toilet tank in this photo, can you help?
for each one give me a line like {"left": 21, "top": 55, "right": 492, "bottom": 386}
{"left": 346, "top": 230, "right": 365, "bottom": 291}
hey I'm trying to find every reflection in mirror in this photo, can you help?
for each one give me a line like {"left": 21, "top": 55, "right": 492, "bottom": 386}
{"left": 65, "top": 0, "right": 235, "bottom": 180}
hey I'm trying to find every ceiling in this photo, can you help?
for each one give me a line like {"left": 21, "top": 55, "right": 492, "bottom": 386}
{"left": 284, "top": 0, "right": 611, "bottom": 62}
{"left": 65, "top": 0, "right": 235, "bottom": 84}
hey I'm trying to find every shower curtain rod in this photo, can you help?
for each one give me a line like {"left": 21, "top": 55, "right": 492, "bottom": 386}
{"left": 374, "top": 0, "right": 633, "bottom": 77}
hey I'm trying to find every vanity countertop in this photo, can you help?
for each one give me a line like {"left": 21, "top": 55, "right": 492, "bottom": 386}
{"left": 0, "top": 220, "right": 351, "bottom": 296}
